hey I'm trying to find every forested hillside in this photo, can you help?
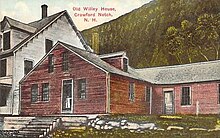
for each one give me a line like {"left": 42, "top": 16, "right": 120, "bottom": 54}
{"left": 82, "top": 0, "right": 220, "bottom": 68}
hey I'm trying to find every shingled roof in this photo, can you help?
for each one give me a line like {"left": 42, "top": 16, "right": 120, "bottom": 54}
{"left": 20, "top": 41, "right": 146, "bottom": 83}
{"left": 59, "top": 41, "right": 145, "bottom": 81}
{"left": 1, "top": 16, "right": 36, "bottom": 33}
{"left": 136, "top": 60, "right": 220, "bottom": 84}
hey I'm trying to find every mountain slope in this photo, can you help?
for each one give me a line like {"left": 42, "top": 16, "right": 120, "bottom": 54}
{"left": 82, "top": 0, "right": 220, "bottom": 68}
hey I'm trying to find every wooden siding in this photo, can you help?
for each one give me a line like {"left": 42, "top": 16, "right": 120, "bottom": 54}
{"left": 21, "top": 45, "right": 107, "bottom": 115}
{"left": 110, "top": 74, "right": 150, "bottom": 114}
{"left": 152, "top": 82, "right": 220, "bottom": 114}
{"left": 13, "top": 15, "right": 86, "bottom": 115}
{"left": 102, "top": 57, "right": 123, "bottom": 70}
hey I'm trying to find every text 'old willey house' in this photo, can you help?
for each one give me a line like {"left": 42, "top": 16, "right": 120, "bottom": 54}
{"left": 1, "top": 5, "right": 220, "bottom": 116}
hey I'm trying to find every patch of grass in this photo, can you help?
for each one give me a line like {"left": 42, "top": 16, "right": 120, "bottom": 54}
{"left": 52, "top": 114, "right": 220, "bottom": 137}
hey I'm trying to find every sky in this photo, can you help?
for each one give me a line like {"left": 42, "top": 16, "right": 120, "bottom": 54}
{"left": 0, "top": 0, "right": 152, "bottom": 30}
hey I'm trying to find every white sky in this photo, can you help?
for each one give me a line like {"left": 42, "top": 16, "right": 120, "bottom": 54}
{"left": 0, "top": 0, "right": 152, "bottom": 30}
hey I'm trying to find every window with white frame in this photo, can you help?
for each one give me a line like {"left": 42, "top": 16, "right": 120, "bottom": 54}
{"left": 181, "top": 86, "right": 191, "bottom": 105}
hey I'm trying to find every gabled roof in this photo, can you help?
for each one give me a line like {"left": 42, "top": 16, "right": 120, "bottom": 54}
{"left": 20, "top": 41, "right": 146, "bottom": 83}
{"left": 1, "top": 16, "right": 37, "bottom": 33}
{"left": 0, "top": 10, "right": 92, "bottom": 56}
{"left": 136, "top": 60, "right": 220, "bottom": 84}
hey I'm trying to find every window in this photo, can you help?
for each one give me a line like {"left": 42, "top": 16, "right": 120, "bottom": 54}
{"left": 78, "top": 79, "right": 86, "bottom": 99}
{"left": 181, "top": 86, "right": 191, "bottom": 105}
{"left": 62, "top": 80, "right": 72, "bottom": 110}
{"left": 42, "top": 83, "right": 49, "bottom": 101}
{"left": 48, "top": 54, "right": 54, "bottom": 73}
{"left": 0, "top": 92, "right": 7, "bottom": 106}
{"left": 0, "top": 59, "right": 6, "bottom": 77}
{"left": 123, "top": 58, "right": 128, "bottom": 72}
{"left": 24, "top": 60, "right": 33, "bottom": 75}
{"left": 62, "top": 52, "right": 69, "bottom": 71}
{"left": 31, "top": 84, "right": 38, "bottom": 103}
{"left": 45, "top": 39, "right": 53, "bottom": 53}
{"left": 129, "top": 83, "right": 135, "bottom": 101}
{"left": 145, "top": 86, "right": 151, "bottom": 102}
{"left": 3, "top": 31, "right": 10, "bottom": 50}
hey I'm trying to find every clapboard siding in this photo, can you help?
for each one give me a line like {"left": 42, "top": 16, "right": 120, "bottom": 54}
{"left": 110, "top": 74, "right": 150, "bottom": 114}
{"left": 21, "top": 45, "right": 107, "bottom": 115}
{"left": 152, "top": 82, "right": 220, "bottom": 114}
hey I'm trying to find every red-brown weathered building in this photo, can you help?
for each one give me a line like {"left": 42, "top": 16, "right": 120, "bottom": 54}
{"left": 137, "top": 62, "right": 220, "bottom": 115}
{"left": 20, "top": 41, "right": 220, "bottom": 115}
{"left": 20, "top": 41, "right": 151, "bottom": 116}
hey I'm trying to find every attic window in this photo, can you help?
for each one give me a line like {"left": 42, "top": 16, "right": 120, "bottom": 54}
{"left": 24, "top": 60, "right": 33, "bottom": 75}
{"left": 45, "top": 39, "right": 53, "bottom": 53}
{"left": 3, "top": 31, "right": 10, "bottom": 50}
{"left": 123, "top": 58, "right": 128, "bottom": 72}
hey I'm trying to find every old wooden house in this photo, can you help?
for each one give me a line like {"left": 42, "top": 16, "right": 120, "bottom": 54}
{"left": 0, "top": 5, "right": 91, "bottom": 115}
{"left": 20, "top": 41, "right": 152, "bottom": 115}
{"left": 20, "top": 40, "right": 220, "bottom": 115}
{"left": 137, "top": 61, "right": 220, "bottom": 114}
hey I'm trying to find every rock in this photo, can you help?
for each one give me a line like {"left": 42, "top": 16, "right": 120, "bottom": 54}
{"left": 107, "top": 121, "right": 120, "bottom": 127}
{"left": 121, "top": 125, "right": 128, "bottom": 129}
{"left": 91, "top": 122, "right": 95, "bottom": 127}
{"left": 167, "top": 126, "right": 184, "bottom": 130}
{"left": 120, "top": 120, "right": 128, "bottom": 126}
{"left": 94, "top": 125, "right": 101, "bottom": 130}
{"left": 139, "top": 123, "right": 155, "bottom": 129}
{"left": 189, "top": 128, "right": 207, "bottom": 131}
{"left": 130, "top": 130, "right": 135, "bottom": 132}
{"left": 127, "top": 122, "right": 140, "bottom": 130}
{"left": 96, "top": 120, "right": 105, "bottom": 125}
{"left": 157, "top": 128, "right": 165, "bottom": 131}
{"left": 94, "top": 117, "right": 100, "bottom": 123}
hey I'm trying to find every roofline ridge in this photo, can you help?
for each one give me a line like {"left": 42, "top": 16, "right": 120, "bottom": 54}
{"left": 136, "top": 59, "right": 220, "bottom": 70}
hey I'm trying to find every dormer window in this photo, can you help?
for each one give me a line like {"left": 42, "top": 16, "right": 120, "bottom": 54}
{"left": 45, "top": 39, "right": 53, "bottom": 53}
{"left": 123, "top": 58, "right": 128, "bottom": 72}
{"left": 3, "top": 31, "right": 10, "bottom": 51}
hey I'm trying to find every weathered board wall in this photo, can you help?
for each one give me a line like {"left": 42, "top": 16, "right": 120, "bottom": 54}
{"left": 110, "top": 74, "right": 150, "bottom": 114}
{"left": 152, "top": 82, "right": 220, "bottom": 114}
{"left": 13, "top": 15, "right": 86, "bottom": 115}
{"left": 21, "top": 45, "right": 107, "bottom": 115}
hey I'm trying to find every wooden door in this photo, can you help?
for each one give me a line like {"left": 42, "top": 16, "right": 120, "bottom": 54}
{"left": 61, "top": 79, "right": 73, "bottom": 113}
{"left": 164, "top": 91, "right": 174, "bottom": 114}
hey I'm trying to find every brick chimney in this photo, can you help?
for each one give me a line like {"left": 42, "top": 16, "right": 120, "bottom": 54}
{"left": 41, "top": 4, "right": 48, "bottom": 19}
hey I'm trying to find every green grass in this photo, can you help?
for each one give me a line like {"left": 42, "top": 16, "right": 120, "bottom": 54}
{"left": 52, "top": 114, "right": 220, "bottom": 138}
